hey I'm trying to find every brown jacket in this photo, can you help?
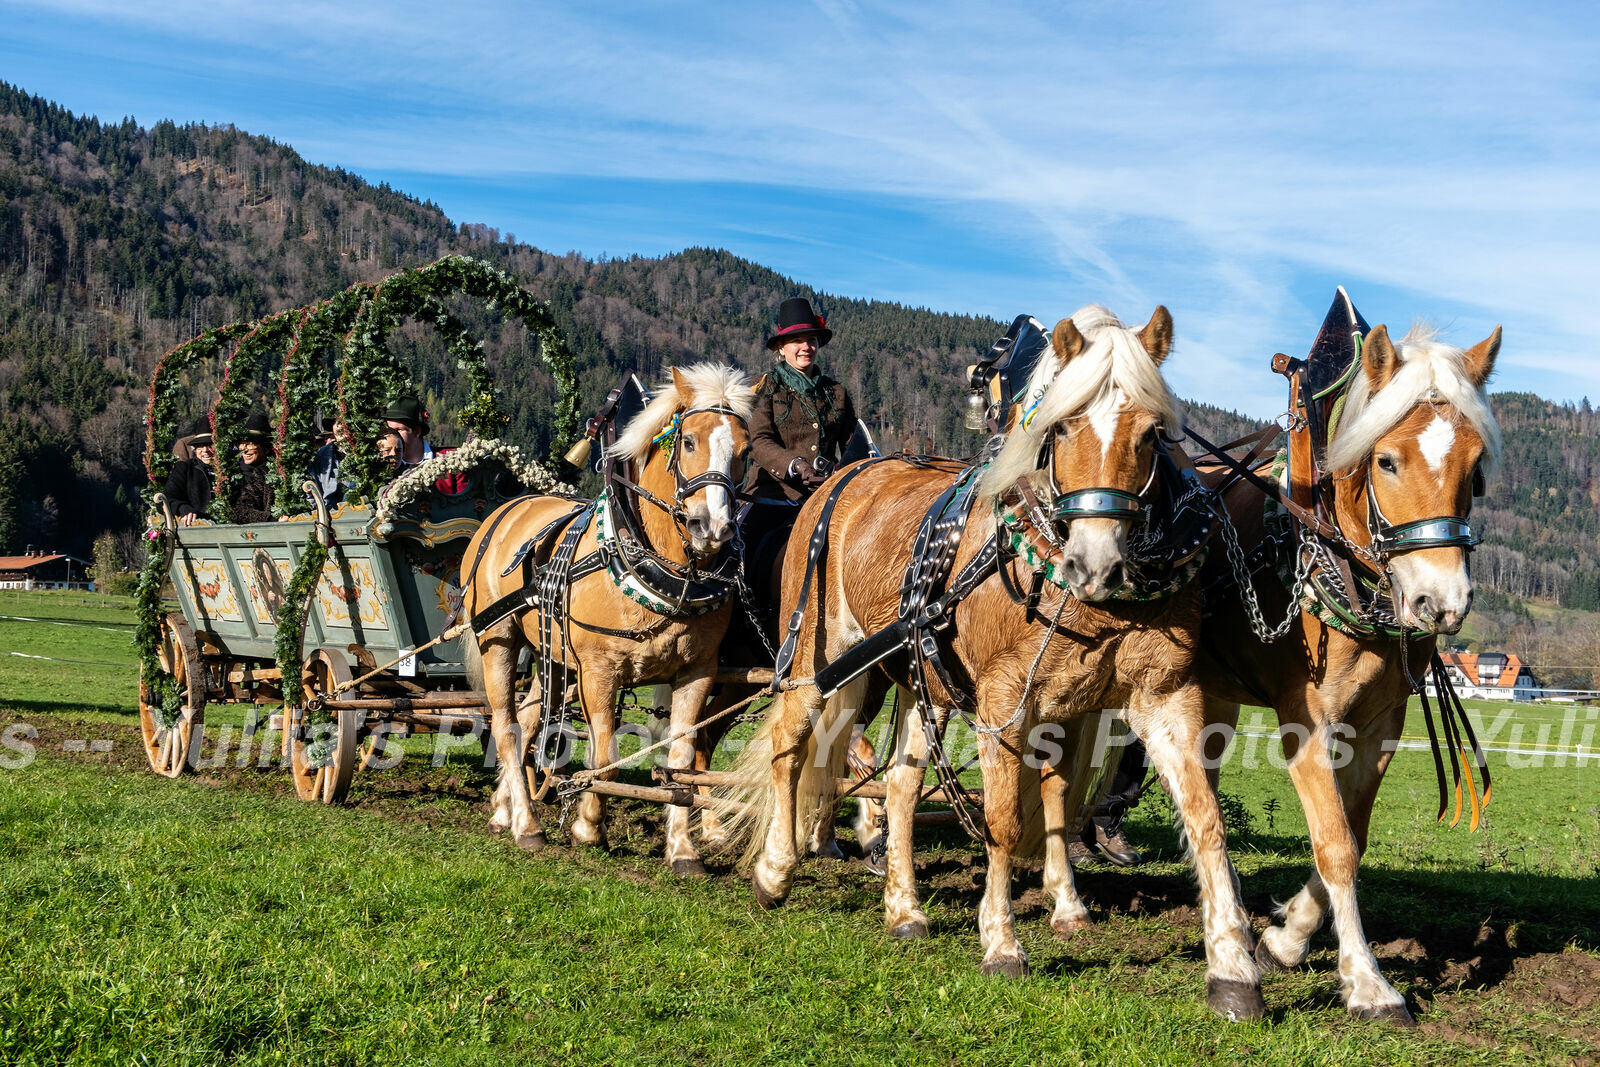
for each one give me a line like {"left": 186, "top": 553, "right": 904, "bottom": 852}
{"left": 748, "top": 368, "right": 858, "bottom": 501}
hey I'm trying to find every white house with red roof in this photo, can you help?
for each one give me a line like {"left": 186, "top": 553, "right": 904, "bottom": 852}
{"left": 1429, "top": 650, "right": 1541, "bottom": 701}
{"left": 0, "top": 551, "right": 90, "bottom": 590}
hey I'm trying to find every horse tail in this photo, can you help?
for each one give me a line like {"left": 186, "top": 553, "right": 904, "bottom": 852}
{"left": 715, "top": 680, "right": 863, "bottom": 872}
{"left": 712, "top": 712, "right": 775, "bottom": 869}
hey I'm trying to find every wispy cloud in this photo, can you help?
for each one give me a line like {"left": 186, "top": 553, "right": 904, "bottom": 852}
{"left": 5, "top": 0, "right": 1597, "bottom": 410}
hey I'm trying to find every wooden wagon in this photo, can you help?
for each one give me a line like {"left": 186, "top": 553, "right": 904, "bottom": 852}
{"left": 141, "top": 462, "right": 529, "bottom": 803}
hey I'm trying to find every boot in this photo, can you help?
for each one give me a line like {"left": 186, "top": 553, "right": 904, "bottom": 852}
{"left": 1092, "top": 816, "right": 1142, "bottom": 867}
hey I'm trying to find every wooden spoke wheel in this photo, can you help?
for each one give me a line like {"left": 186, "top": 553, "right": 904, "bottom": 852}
{"left": 138, "top": 613, "right": 207, "bottom": 778}
{"left": 287, "top": 648, "right": 361, "bottom": 804}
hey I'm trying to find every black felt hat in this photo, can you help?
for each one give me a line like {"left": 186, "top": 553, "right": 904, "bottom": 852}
{"left": 187, "top": 417, "right": 213, "bottom": 448}
{"left": 240, "top": 412, "right": 273, "bottom": 442}
{"left": 765, "top": 298, "right": 832, "bottom": 350}
{"left": 383, "top": 396, "right": 431, "bottom": 435}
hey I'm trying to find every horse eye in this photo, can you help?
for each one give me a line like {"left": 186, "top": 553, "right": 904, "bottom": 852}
{"left": 1376, "top": 455, "right": 1397, "bottom": 474}
{"left": 682, "top": 435, "right": 696, "bottom": 452}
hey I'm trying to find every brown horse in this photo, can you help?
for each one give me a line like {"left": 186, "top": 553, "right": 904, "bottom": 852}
{"left": 725, "top": 307, "right": 1268, "bottom": 1019}
{"left": 461, "top": 364, "right": 754, "bottom": 874}
{"left": 1181, "top": 322, "right": 1502, "bottom": 1023}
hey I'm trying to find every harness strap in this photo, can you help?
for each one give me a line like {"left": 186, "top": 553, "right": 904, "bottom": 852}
{"left": 770, "top": 459, "right": 887, "bottom": 691}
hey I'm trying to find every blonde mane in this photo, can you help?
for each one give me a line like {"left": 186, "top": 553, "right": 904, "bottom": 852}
{"left": 980, "top": 305, "right": 1184, "bottom": 499}
{"left": 1325, "top": 325, "right": 1501, "bottom": 476}
{"left": 608, "top": 363, "right": 756, "bottom": 467}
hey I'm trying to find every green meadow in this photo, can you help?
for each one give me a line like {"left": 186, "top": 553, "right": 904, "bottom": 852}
{"left": 1, "top": 590, "right": 1596, "bottom": 1065}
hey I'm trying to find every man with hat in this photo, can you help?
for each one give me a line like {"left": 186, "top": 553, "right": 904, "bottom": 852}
{"left": 163, "top": 416, "right": 217, "bottom": 525}
{"left": 748, "top": 297, "right": 859, "bottom": 501}
{"left": 383, "top": 396, "right": 433, "bottom": 470}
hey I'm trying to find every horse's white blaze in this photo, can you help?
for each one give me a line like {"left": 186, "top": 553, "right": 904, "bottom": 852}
{"left": 706, "top": 420, "right": 736, "bottom": 523}
{"left": 1087, "top": 389, "right": 1126, "bottom": 465}
{"left": 1417, "top": 415, "right": 1455, "bottom": 481}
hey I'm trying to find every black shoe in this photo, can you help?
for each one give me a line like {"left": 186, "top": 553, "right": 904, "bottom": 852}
{"left": 1093, "top": 821, "right": 1142, "bottom": 866}
{"left": 1067, "top": 838, "right": 1098, "bottom": 867}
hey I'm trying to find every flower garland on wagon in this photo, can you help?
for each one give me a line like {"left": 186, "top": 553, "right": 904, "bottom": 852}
{"left": 371, "top": 437, "right": 576, "bottom": 538}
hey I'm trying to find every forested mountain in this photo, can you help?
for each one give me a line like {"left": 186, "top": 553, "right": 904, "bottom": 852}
{"left": 0, "top": 81, "right": 1593, "bottom": 623}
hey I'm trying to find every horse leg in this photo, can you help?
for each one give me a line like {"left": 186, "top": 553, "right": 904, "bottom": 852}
{"left": 974, "top": 711, "right": 1035, "bottom": 978}
{"left": 570, "top": 668, "right": 617, "bottom": 850}
{"left": 805, "top": 678, "right": 874, "bottom": 860}
{"left": 883, "top": 694, "right": 931, "bottom": 939}
{"left": 483, "top": 632, "right": 545, "bottom": 851}
{"left": 1202, "top": 696, "right": 1241, "bottom": 795}
{"left": 1039, "top": 733, "right": 1090, "bottom": 937}
{"left": 1132, "top": 687, "right": 1263, "bottom": 1021}
{"left": 663, "top": 670, "right": 717, "bottom": 877}
{"left": 1259, "top": 697, "right": 1411, "bottom": 1023}
{"left": 751, "top": 684, "right": 834, "bottom": 908}
{"left": 848, "top": 674, "right": 891, "bottom": 866}
{"left": 692, "top": 684, "right": 746, "bottom": 849}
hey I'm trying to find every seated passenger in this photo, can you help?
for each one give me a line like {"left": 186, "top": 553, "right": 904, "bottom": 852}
{"left": 230, "top": 412, "right": 276, "bottom": 524}
{"left": 308, "top": 419, "right": 351, "bottom": 509}
{"left": 164, "top": 417, "right": 216, "bottom": 526}
{"left": 376, "top": 429, "right": 404, "bottom": 477}
{"left": 383, "top": 397, "right": 433, "bottom": 470}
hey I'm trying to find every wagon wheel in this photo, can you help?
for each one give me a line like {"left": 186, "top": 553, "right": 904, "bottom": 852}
{"left": 287, "top": 648, "right": 361, "bottom": 804}
{"left": 138, "top": 613, "right": 207, "bottom": 777}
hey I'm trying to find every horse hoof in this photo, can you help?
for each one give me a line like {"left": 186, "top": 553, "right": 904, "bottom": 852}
{"left": 752, "top": 879, "right": 788, "bottom": 910}
{"left": 670, "top": 858, "right": 709, "bottom": 879}
{"left": 979, "top": 955, "right": 1029, "bottom": 979}
{"left": 1352, "top": 1003, "right": 1416, "bottom": 1027}
{"left": 890, "top": 920, "right": 928, "bottom": 940}
{"left": 514, "top": 831, "right": 547, "bottom": 853}
{"left": 1051, "top": 916, "right": 1091, "bottom": 940}
{"left": 1255, "top": 937, "right": 1293, "bottom": 973}
{"left": 810, "top": 841, "right": 845, "bottom": 861}
{"left": 1206, "top": 979, "right": 1266, "bottom": 1023}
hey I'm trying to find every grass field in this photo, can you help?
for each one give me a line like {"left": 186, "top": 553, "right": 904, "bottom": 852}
{"left": 1, "top": 590, "right": 1597, "bottom": 1065}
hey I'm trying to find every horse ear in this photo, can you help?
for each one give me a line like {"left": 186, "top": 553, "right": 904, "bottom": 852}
{"left": 1052, "top": 318, "right": 1086, "bottom": 362}
{"left": 1362, "top": 324, "right": 1398, "bottom": 391}
{"left": 1462, "top": 326, "right": 1501, "bottom": 388}
{"left": 1139, "top": 305, "right": 1173, "bottom": 365}
{"left": 669, "top": 366, "right": 689, "bottom": 404}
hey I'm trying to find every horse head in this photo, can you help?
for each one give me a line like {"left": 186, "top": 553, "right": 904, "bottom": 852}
{"left": 983, "top": 305, "right": 1183, "bottom": 602}
{"left": 1325, "top": 324, "right": 1501, "bottom": 634}
{"left": 610, "top": 364, "right": 755, "bottom": 560}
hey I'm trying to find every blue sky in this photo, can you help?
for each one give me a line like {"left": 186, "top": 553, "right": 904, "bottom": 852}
{"left": 3, "top": 0, "right": 1597, "bottom": 416}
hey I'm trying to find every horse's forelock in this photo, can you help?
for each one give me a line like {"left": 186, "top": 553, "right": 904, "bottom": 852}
{"left": 606, "top": 364, "right": 754, "bottom": 467}
{"left": 980, "top": 306, "right": 1183, "bottom": 499}
{"left": 1326, "top": 326, "right": 1502, "bottom": 477}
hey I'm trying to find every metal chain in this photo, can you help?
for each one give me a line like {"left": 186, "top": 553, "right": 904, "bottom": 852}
{"left": 1215, "top": 501, "right": 1312, "bottom": 642}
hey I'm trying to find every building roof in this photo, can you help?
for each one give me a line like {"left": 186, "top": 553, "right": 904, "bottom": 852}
{"left": 1438, "top": 650, "right": 1533, "bottom": 688}
{"left": 0, "top": 553, "right": 79, "bottom": 571}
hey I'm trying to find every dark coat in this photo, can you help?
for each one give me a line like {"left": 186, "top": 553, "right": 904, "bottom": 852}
{"left": 230, "top": 460, "right": 274, "bottom": 524}
{"left": 747, "top": 368, "right": 858, "bottom": 502}
{"left": 163, "top": 457, "right": 215, "bottom": 520}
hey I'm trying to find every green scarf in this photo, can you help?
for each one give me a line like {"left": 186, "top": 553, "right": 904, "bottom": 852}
{"left": 772, "top": 358, "right": 831, "bottom": 398}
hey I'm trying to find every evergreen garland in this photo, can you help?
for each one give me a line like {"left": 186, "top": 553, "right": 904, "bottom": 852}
{"left": 274, "top": 288, "right": 373, "bottom": 515}
{"left": 138, "top": 321, "right": 251, "bottom": 728}
{"left": 274, "top": 531, "right": 329, "bottom": 723}
{"left": 210, "top": 311, "right": 297, "bottom": 522}
{"left": 334, "top": 255, "right": 579, "bottom": 505}
{"left": 143, "top": 321, "right": 252, "bottom": 496}
{"left": 134, "top": 526, "right": 179, "bottom": 728}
